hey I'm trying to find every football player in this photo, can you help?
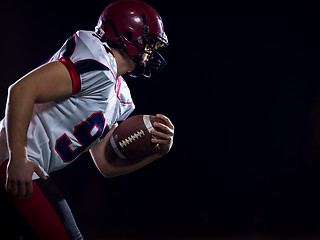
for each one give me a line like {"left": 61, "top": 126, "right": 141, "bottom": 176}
{"left": 0, "top": 0, "right": 174, "bottom": 239}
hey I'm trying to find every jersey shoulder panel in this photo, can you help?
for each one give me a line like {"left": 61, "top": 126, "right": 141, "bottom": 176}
{"left": 73, "top": 31, "right": 117, "bottom": 75}
{"left": 51, "top": 30, "right": 118, "bottom": 96}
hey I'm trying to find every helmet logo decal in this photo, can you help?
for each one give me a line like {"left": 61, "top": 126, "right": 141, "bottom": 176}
{"left": 95, "top": 26, "right": 105, "bottom": 38}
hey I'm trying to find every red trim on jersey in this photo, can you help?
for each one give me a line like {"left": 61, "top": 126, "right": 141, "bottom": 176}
{"left": 115, "top": 77, "right": 133, "bottom": 104}
{"left": 0, "top": 160, "right": 70, "bottom": 240}
{"left": 58, "top": 57, "right": 81, "bottom": 95}
{"left": 116, "top": 76, "right": 122, "bottom": 96}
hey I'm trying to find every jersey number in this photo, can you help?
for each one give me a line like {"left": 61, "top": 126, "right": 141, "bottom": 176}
{"left": 55, "top": 112, "right": 109, "bottom": 162}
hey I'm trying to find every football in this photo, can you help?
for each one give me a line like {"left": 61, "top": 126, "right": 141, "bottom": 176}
{"left": 106, "top": 115, "right": 165, "bottom": 161}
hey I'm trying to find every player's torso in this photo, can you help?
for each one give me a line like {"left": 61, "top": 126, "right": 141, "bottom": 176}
{"left": 26, "top": 30, "right": 135, "bottom": 176}
{"left": 31, "top": 81, "right": 125, "bottom": 172}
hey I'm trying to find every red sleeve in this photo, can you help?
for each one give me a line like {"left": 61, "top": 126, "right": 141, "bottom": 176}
{"left": 57, "top": 57, "right": 81, "bottom": 95}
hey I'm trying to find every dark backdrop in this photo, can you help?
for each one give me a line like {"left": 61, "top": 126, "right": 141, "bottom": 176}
{"left": 2, "top": 1, "right": 320, "bottom": 239}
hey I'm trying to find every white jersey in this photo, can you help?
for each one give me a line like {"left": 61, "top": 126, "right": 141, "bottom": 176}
{"left": 0, "top": 30, "right": 135, "bottom": 179}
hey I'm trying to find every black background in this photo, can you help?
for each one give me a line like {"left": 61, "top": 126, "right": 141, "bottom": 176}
{"left": 2, "top": 1, "right": 320, "bottom": 239}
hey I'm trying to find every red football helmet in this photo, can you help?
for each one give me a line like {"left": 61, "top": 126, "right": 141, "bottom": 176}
{"left": 95, "top": 0, "right": 169, "bottom": 78}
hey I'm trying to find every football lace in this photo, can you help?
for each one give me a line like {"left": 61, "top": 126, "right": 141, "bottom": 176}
{"left": 119, "top": 130, "right": 145, "bottom": 148}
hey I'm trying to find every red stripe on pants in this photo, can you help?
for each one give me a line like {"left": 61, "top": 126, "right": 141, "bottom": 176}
{"left": 0, "top": 160, "right": 70, "bottom": 240}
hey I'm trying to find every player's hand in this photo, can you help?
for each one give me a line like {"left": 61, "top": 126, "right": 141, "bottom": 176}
{"left": 151, "top": 114, "right": 174, "bottom": 155}
{"left": 6, "top": 157, "right": 47, "bottom": 199}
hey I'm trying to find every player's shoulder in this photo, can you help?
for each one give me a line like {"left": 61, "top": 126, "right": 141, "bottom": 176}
{"left": 74, "top": 30, "right": 98, "bottom": 44}
{"left": 74, "top": 30, "right": 109, "bottom": 55}
{"left": 72, "top": 30, "right": 117, "bottom": 74}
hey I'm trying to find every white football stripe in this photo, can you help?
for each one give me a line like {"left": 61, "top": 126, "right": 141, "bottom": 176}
{"left": 110, "top": 134, "right": 126, "bottom": 159}
{"left": 143, "top": 115, "right": 157, "bottom": 139}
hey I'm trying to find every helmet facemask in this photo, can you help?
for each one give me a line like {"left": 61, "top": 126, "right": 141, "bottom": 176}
{"left": 129, "top": 33, "right": 168, "bottom": 78}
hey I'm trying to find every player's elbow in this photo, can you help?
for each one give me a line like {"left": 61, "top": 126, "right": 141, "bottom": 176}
{"left": 8, "top": 80, "right": 36, "bottom": 104}
{"left": 101, "top": 168, "right": 123, "bottom": 178}
{"left": 8, "top": 83, "right": 22, "bottom": 99}
{"left": 99, "top": 160, "right": 129, "bottom": 178}
{"left": 101, "top": 169, "right": 117, "bottom": 178}
{"left": 96, "top": 160, "right": 121, "bottom": 178}
{"left": 101, "top": 172, "right": 113, "bottom": 178}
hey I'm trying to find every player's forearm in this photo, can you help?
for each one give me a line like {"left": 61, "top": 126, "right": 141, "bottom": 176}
{"left": 5, "top": 82, "right": 36, "bottom": 159}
